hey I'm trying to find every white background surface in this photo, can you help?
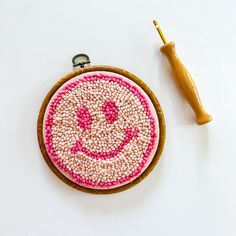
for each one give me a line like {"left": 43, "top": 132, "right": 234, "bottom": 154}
{"left": 0, "top": 0, "right": 236, "bottom": 235}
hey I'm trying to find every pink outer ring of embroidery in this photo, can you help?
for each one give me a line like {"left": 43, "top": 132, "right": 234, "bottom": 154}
{"left": 44, "top": 73, "right": 158, "bottom": 189}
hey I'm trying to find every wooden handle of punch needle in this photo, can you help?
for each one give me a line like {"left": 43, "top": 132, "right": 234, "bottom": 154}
{"left": 153, "top": 20, "right": 212, "bottom": 125}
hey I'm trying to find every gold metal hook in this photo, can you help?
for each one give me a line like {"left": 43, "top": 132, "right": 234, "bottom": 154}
{"left": 153, "top": 20, "right": 168, "bottom": 44}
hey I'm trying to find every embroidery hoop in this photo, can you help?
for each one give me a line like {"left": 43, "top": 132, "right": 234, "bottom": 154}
{"left": 37, "top": 65, "right": 166, "bottom": 194}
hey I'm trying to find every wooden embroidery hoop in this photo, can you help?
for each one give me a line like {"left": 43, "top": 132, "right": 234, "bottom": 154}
{"left": 37, "top": 65, "right": 166, "bottom": 194}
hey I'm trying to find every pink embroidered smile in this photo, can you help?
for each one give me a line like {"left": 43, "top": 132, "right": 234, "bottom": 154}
{"left": 71, "top": 100, "right": 139, "bottom": 159}
{"left": 71, "top": 128, "right": 139, "bottom": 159}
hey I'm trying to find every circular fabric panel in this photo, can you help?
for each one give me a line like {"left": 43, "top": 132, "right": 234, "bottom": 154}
{"left": 42, "top": 70, "right": 161, "bottom": 190}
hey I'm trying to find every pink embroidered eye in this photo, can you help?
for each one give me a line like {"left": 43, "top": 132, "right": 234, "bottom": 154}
{"left": 77, "top": 107, "right": 92, "bottom": 131}
{"left": 102, "top": 100, "right": 118, "bottom": 124}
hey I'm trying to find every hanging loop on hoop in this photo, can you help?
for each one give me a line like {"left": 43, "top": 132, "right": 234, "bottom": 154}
{"left": 72, "top": 54, "right": 90, "bottom": 69}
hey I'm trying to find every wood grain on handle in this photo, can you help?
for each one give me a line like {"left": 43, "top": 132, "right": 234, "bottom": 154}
{"left": 160, "top": 41, "right": 212, "bottom": 125}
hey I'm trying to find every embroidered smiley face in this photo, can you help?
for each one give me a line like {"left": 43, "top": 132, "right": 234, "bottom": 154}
{"left": 44, "top": 71, "right": 159, "bottom": 189}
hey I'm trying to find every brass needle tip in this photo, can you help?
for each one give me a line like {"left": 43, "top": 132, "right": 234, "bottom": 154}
{"left": 153, "top": 19, "right": 158, "bottom": 26}
{"left": 153, "top": 19, "right": 167, "bottom": 45}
